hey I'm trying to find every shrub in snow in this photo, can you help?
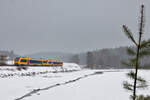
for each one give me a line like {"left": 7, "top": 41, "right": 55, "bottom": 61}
{"left": 137, "top": 95, "right": 150, "bottom": 100}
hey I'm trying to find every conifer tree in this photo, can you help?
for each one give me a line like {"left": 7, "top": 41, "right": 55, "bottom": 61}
{"left": 122, "top": 5, "right": 150, "bottom": 100}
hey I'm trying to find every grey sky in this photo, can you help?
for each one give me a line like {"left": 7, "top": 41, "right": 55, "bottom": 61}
{"left": 0, "top": 0, "right": 150, "bottom": 55}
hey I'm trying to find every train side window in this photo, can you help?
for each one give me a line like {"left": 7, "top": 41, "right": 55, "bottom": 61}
{"left": 29, "top": 60, "right": 42, "bottom": 64}
{"left": 43, "top": 61, "right": 47, "bottom": 63}
{"left": 21, "top": 59, "right": 27, "bottom": 62}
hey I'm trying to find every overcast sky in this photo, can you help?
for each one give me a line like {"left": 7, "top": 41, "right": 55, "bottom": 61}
{"left": 0, "top": 0, "right": 150, "bottom": 55}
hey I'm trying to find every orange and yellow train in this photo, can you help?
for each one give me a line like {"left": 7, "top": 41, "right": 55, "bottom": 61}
{"left": 14, "top": 57, "right": 63, "bottom": 66}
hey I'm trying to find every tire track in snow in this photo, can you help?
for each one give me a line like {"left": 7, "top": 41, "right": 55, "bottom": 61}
{"left": 15, "top": 71, "right": 103, "bottom": 100}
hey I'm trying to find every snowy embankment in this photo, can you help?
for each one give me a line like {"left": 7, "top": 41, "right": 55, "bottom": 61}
{"left": 0, "top": 67, "right": 150, "bottom": 100}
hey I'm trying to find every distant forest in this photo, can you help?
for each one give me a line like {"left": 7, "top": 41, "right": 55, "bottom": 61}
{"left": 70, "top": 47, "right": 150, "bottom": 69}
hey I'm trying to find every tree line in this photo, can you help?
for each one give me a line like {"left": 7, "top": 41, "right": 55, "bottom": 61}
{"left": 70, "top": 46, "right": 150, "bottom": 69}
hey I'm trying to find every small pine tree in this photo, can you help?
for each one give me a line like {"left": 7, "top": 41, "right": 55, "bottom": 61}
{"left": 122, "top": 5, "right": 150, "bottom": 100}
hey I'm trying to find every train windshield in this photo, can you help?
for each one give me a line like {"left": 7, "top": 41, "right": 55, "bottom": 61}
{"left": 15, "top": 58, "right": 20, "bottom": 61}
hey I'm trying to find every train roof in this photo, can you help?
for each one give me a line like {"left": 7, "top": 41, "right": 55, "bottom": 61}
{"left": 15, "top": 57, "right": 63, "bottom": 62}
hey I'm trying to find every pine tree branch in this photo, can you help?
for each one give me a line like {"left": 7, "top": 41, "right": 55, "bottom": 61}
{"left": 137, "top": 76, "right": 146, "bottom": 83}
{"left": 139, "top": 50, "right": 150, "bottom": 58}
{"left": 123, "top": 81, "right": 134, "bottom": 91}
{"left": 122, "top": 25, "right": 138, "bottom": 46}
{"left": 137, "top": 95, "right": 150, "bottom": 100}
{"left": 126, "top": 71, "right": 135, "bottom": 79}
{"left": 129, "top": 57, "right": 137, "bottom": 65}
{"left": 137, "top": 76, "right": 147, "bottom": 89}
{"left": 127, "top": 47, "right": 136, "bottom": 56}
{"left": 140, "top": 39, "right": 150, "bottom": 49}
{"left": 136, "top": 84, "right": 148, "bottom": 89}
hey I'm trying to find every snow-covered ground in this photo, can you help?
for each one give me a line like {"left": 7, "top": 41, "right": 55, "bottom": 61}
{"left": 0, "top": 65, "right": 150, "bottom": 100}
{"left": 0, "top": 63, "right": 81, "bottom": 78}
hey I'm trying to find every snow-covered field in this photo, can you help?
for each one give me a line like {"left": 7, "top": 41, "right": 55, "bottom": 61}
{"left": 0, "top": 64, "right": 150, "bottom": 100}
{"left": 0, "top": 63, "right": 81, "bottom": 78}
